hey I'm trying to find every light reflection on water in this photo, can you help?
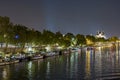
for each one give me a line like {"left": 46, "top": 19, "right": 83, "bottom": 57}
{"left": 85, "top": 50, "right": 90, "bottom": 79}
{"left": 0, "top": 47, "right": 120, "bottom": 80}
{"left": 3, "top": 68, "right": 8, "bottom": 80}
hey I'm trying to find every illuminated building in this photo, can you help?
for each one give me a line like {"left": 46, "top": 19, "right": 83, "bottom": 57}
{"left": 96, "top": 31, "right": 106, "bottom": 39}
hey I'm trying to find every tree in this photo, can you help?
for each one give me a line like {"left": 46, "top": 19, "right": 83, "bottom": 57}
{"left": 86, "top": 35, "right": 96, "bottom": 46}
{"left": 12, "top": 24, "right": 29, "bottom": 52}
{"left": 42, "top": 30, "right": 55, "bottom": 45}
{"left": 33, "top": 30, "right": 42, "bottom": 46}
{"left": 64, "top": 33, "right": 75, "bottom": 47}
{"left": 96, "top": 37, "right": 106, "bottom": 42}
{"left": 108, "top": 36, "right": 119, "bottom": 42}
{"left": 76, "top": 34, "right": 86, "bottom": 46}
{"left": 55, "top": 31, "right": 63, "bottom": 46}
{"left": 0, "top": 16, "right": 13, "bottom": 52}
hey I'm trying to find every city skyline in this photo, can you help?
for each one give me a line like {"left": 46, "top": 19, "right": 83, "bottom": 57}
{"left": 0, "top": 0, "right": 120, "bottom": 37}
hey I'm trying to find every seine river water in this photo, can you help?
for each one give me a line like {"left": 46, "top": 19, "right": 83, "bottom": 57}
{"left": 0, "top": 47, "right": 120, "bottom": 80}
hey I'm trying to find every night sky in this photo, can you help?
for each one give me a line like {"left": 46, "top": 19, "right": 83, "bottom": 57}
{"left": 0, "top": 0, "right": 120, "bottom": 37}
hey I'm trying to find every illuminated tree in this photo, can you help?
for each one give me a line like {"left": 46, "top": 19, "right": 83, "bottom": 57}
{"left": 64, "top": 33, "right": 75, "bottom": 47}
{"left": 0, "top": 16, "right": 13, "bottom": 52}
{"left": 76, "top": 34, "right": 86, "bottom": 46}
{"left": 108, "top": 36, "right": 119, "bottom": 42}
{"left": 86, "top": 35, "right": 96, "bottom": 46}
{"left": 12, "top": 24, "right": 29, "bottom": 52}
{"left": 54, "top": 31, "right": 63, "bottom": 46}
{"left": 42, "top": 30, "right": 55, "bottom": 45}
{"left": 96, "top": 37, "right": 106, "bottom": 42}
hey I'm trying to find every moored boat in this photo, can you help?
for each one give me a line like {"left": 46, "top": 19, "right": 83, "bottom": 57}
{"left": 32, "top": 55, "right": 43, "bottom": 60}
{"left": 0, "top": 62, "right": 5, "bottom": 66}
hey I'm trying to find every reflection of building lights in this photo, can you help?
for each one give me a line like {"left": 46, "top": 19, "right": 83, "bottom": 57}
{"left": 28, "top": 62, "right": 32, "bottom": 77}
{"left": 46, "top": 62, "right": 50, "bottom": 75}
{"left": 3, "top": 68, "right": 7, "bottom": 79}
{"left": 85, "top": 51, "right": 91, "bottom": 78}
{"left": 28, "top": 62, "right": 32, "bottom": 69}
{"left": 98, "top": 47, "right": 101, "bottom": 51}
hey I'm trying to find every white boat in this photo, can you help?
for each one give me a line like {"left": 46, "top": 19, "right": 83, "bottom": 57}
{"left": 45, "top": 51, "right": 59, "bottom": 57}
{"left": 32, "top": 55, "right": 43, "bottom": 60}
{"left": 13, "top": 60, "right": 19, "bottom": 63}
{"left": 0, "top": 62, "right": 5, "bottom": 66}
{"left": 5, "top": 62, "right": 11, "bottom": 65}
{"left": 45, "top": 52, "right": 54, "bottom": 57}
{"left": 62, "top": 50, "right": 70, "bottom": 54}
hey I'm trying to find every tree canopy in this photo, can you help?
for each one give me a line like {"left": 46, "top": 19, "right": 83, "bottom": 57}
{"left": 0, "top": 16, "right": 119, "bottom": 52}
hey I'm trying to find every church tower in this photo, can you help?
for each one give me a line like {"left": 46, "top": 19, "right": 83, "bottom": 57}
{"left": 96, "top": 31, "right": 106, "bottom": 39}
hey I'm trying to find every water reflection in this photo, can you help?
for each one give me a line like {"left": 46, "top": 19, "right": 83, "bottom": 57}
{"left": 46, "top": 61, "right": 50, "bottom": 78}
{"left": 85, "top": 49, "right": 95, "bottom": 79}
{"left": 85, "top": 50, "right": 91, "bottom": 79}
{"left": 0, "top": 47, "right": 120, "bottom": 79}
{"left": 27, "top": 61, "right": 33, "bottom": 79}
{"left": 3, "top": 68, "right": 8, "bottom": 80}
{"left": 3, "top": 68, "right": 7, "bottom": 79}
{"left": 1, "top": 66, "right": 10, "bottom": 80}
{"left": 95, "top": 47, "right": 102, "bottom": 79}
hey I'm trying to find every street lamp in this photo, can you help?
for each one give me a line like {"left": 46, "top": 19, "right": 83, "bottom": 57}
{"left": 14, "top": 34, "right": 19, "bottom": 53}
{"left": 15, "top": 35, "right": 19, "bottom": 39}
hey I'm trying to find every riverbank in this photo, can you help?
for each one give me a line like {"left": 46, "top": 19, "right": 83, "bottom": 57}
{"left": 0, "top": 48, "right": 78, "bottom": 66}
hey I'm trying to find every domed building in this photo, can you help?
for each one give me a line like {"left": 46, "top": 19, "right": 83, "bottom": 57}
{"left": 96, "top": 31, "right": 106, "bottom": 39}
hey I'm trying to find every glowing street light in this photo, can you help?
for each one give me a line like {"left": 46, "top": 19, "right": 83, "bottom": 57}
{"left": 28, "top": 47, "right": 32, "bottom": 52}
{"left": 45, "top": 45, "right": 51, "bottom": 52}
{"left": 15, "top": 35, "right": 19, "bottom": 39}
